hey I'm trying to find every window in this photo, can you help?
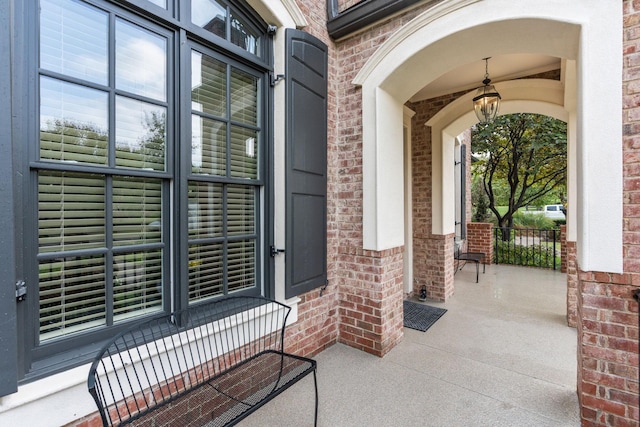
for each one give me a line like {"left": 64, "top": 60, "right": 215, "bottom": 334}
{"left": 187, "top": 46, "right": 263, "bottom": 303}
{"left": 28, "top": 0, "right": 270, "bottom": 377}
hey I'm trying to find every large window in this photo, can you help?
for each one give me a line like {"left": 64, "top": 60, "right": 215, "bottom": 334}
{"left": 29, "top": 0, "right": 270, "bottom": 375}
{"left": 188, "top": 48, "right": 262, "bottom": 303}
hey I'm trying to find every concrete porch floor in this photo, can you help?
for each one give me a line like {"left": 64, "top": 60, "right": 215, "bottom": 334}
{"left": 240, "top": 264, "right": 579, "bottom": 427}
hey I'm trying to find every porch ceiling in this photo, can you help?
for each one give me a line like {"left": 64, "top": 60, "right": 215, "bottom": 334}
{"left": 410, "top": 53, "right": 561, "bottom": 102}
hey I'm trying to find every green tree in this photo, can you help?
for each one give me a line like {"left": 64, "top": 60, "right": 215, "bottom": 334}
{"left": 471, "top": 175, "right": 489, "bottom": 222}
{"left": 471, "top": 113, "right": 567, "bottom": 239}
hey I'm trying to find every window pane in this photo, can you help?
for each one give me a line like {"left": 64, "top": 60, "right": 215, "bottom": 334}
{"left": 230, "top": 125, "right": 257, "bottom": 179}
{"left": 40, "top": 0, "right": 108, "bottom": 85}
{"left": 188, "top": 182, "right": 223, "bottom": 238}
{"left": 192, "top": 115, "right": 226, "bottom": 175}
{"left": 227, "top": 240, "right": 255, "bottom": 292}
{"left": 192, "top": 51, "right": 227, "bottom": 117}
{"left": 230, "top": 67, "right": 258, "bottom": 126}
{"left": 113, "top": 177, "right": 162, "bottom": 246}
{"left": 188, "top": 243, "right": 223, "bottom": 302}
{"left": 116, "top": 19, "right": 167, "bottom": 101}
{"left": 113, "top": 250, "right": 163, "bottom": 321}
{"left": 39, "top": 254, "right": 106, "bottom": 341}
{"left": 40, "top": 77, "right": 109, "bottom": 165}
{"left": 191, "top": 0, "right": 226, "bottom": 38}
{"left": 39, "top": 171, "right": 105, "bottom": 253}
{"left": 227, "top": 184, "right": 255, "bottom": 236}
{"left": 230, "top": 12, "right": 259, "bottom": 55}
{"left": 116, "top": 96, "right": 166, "bottom": 170}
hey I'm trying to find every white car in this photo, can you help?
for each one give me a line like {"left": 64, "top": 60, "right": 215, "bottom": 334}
{"left": 542, "top": 204, "right": 565, "bottom": 220}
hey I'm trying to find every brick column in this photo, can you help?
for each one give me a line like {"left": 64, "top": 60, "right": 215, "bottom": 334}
{"left": 560, "top": 225, "right": 578, "bottom": 327}
{"left": 338, "top": 246, "right": 404, "bottom": 357}
{"left": 413, "top": 233, "right": 455, "bottom": 302}
{"left": 466, "top": 222, "right": 494, "bottom": 264}
{"left": 560, "top": 225, "right": 567, "bottom": 273}
{"left": 576, "top": 269, "right": 639, "bottom": 426}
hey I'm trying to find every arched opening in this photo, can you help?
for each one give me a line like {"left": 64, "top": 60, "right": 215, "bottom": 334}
{"left": 352, "top": 0, "right": 622, "bottom": 422}
{"left": 354, "top": 0, "right": 622, "bottom": 277}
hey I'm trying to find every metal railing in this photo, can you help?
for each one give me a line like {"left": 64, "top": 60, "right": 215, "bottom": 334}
{"left": 494, "top": 227, "right": 560, "bottom": 270}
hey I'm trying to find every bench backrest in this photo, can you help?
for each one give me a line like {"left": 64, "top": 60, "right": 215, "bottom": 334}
{"left": 87, "top": 296, "right": 291, "bottom": 426}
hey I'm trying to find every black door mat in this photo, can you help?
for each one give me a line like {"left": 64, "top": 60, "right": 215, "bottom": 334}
{"left": 403, "top": 300, "right": 447, "bottom": 332}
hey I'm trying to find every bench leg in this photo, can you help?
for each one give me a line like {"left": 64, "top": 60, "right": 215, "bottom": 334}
{"left": 313, "top": 368, "right": 318, "bottom": 427}
{"left": 475, "top": 261, "right": 479, "bottom": 283}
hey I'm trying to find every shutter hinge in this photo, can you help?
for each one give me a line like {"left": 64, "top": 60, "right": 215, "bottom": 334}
{"left": 319, "top": 279, "right": 329, "bottom": 297}
{"left": 270, "top": 73, "right": 285, "bottom": 87}
{"left": 16, "top": 280, "right": 26, "bottom": 302}
{"left": 270, "top": 246, "right": 285, "bottom": 257}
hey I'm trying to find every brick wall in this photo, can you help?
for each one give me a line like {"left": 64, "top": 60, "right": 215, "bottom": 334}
{"left": 336, "top": 0, "right": 361, "bottom": 13}
{"left": 337, "top": 246, "right": 405, "bottom": 356}
{"left": 285, "top": 289, "right": 339, "bottom": 357}
{"left": 576, "top": 270, "right": 639, "bottom": 427}
{"left": 561, "top": 225, "right": 578, "bottom": 327}
{"left": 561, "top": 225, "right": 568, "bottom": 273}
{"left": 409, "top": 91, "right": 469, "bottom": 301}
{"left": 466, "top": 222, "right": 494, "bottom": 265}
{"left": 327, "top": 0, "right": 444, "bottom": 348}
{"left": 413, "top": 233, "right": 455, "bottom": 301}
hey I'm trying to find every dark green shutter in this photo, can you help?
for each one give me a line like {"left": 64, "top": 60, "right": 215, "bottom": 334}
{"left": 0, "top": 0, "right": 18, "bottom": 396}
{"left": 284, "top": 29, "right": 327, "bottom": 298}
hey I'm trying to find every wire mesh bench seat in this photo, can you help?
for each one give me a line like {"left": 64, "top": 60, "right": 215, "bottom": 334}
{"left": 87, "top": 296, "right": 318, "bottom": 427}
{"left": 454, "top": 249, "right": 486, "bottom": 283}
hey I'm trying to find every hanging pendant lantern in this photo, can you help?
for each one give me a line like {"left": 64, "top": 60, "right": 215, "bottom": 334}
{"left": 473, "top": 57, "right": 501, "bottom": 123}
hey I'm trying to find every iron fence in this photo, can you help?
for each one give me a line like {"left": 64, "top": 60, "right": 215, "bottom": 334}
{"left": 494, "top": 227, "right": 560, "bottom": 270}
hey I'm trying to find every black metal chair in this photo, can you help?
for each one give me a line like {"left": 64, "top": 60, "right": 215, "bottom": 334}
{"left": 454, "top": 246, "right": 486, "bottom": 283}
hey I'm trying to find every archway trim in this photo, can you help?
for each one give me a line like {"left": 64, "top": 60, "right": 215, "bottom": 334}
{"left": 355, "top": 0, "right": 622, "bottom": 273}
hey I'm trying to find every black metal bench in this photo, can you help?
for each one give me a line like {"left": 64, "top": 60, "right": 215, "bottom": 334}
{"left": 454, "top": 248, "right": 486, "bottom": 283}
{"left": 87, "top": 296, "right": 317, "bottom": 427}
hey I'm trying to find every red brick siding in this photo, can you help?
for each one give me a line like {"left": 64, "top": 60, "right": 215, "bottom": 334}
{"left": 412, "top": 233, "right": 455, "bottom": 301}
{"left": 561, "top": 224, "right": 568, "bottom": 273}
{"left": 326, "top": 0, "right": 442, "bottom": 349}
{"left": 466, "top": 222, "right": 494, "bottom": 265}
{"left": 336, "top": 0, "right": 361, "bottom": 13}
{"left": 409, "top": 91, "right": 469, "bottom": 301}
{"left": 337, "top": 246, "right": 405, "bottom": 356}
{"left": 577, "top": 270, "right": 639, "bottom": 427}
{"left": 561, "top": 225, "right": 579, "bottom": 327}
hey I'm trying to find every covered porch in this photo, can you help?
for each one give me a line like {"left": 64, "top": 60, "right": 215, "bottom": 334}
{"left": 241, "top": 264, "right": 579, "bottom": 426}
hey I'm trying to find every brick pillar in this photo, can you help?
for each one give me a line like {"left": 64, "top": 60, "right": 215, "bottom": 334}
{"left": 560, "top": 225, "right": 567, "bottom": 273}
{"left": 577, "top": 268, "right": 639, "bottom": 426}
{"left": 338, "top": 246, "right": 404, "bottom": 357}
{"left": 413, "top": 233, "right": 455, "bottom": 302}
{"left": 466, "top": 222, "right": 494, "bottom": 265}
{"left": 560, "top": 225, "right": 578, "bottom": 327}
